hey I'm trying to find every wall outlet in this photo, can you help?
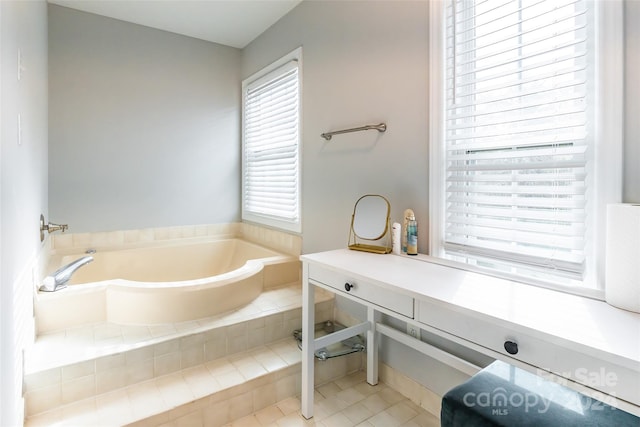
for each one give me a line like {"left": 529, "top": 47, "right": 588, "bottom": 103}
{"left": 406, "top": 324, "right": 421, "bottom": 340}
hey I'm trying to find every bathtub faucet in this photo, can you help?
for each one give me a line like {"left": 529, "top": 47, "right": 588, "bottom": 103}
{"left": 40, "top": 255, "right": 94, "bottom": 292}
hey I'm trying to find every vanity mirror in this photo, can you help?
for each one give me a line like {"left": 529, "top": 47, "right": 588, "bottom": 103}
{"left": 348, "top": 194, "right": 392, "bottom": 254}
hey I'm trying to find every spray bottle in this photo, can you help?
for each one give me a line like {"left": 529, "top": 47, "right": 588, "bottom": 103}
{"left": 402, "top": 209, "right": 414, "bottom": 253}
{"left": 406, "top": 213, "right": 418, "bottom": 255}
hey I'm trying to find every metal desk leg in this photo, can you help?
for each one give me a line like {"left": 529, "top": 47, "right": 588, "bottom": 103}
{"left": 367, "top": 306, "right": 380, "bottom": 385}
{"left": 301, "top": 268, "right": 315, "bottom": 419}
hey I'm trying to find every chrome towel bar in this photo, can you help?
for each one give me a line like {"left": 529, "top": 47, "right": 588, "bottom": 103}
{"left": 321, "top": 123, "right": 387, "bottom": 140}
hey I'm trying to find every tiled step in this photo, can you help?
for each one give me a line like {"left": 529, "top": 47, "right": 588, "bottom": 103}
{"left": 25, "top": 339, "right": 363, "bottom": 427}
{"left": 25, "top": 339, "right": 292, "bottom": 426}
{"left": 23, "top": 284, "right": 337, "bottom": 425}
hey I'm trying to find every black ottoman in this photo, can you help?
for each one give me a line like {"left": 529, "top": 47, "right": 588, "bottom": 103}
{"left": 441, "top": 360, "right": 639, "bottom": 426}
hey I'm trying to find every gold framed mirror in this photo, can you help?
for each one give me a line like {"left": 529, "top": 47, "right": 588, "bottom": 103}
{"left": 348, "top": 194, "right": 392, "bottom": 254}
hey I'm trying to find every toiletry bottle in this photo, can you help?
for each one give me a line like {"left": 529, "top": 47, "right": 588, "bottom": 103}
{"left": 407, "top": 214, "right": 418, "bottom": 255}
{"left": 392, "top": 222, "right": 401, "bottom": 255}
{"left": 402, "top": 209, "right": 414, "bottom": 253}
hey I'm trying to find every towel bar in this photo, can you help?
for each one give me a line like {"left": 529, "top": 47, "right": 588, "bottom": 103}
{"left": 321, "top": 123, "right": 387, "bottom": 140}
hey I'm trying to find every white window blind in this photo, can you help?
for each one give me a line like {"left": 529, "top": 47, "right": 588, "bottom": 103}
{"left": 443, "top": 0, "right": 593, "bottom": 285}
{"left": 243, "top": 57, "right": 300, "bottom": 232}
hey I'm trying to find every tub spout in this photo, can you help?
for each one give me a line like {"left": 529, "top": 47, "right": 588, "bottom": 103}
{"left": 40, "top": 255, "right": 94, "bottom": 292}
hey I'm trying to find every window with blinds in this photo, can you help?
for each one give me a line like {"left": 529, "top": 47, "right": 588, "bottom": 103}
{"left": 242, "top": 51, "right": 301, "bottom": 233}
{"left": 441, "top": 0, "right": 594, "bottom": 287}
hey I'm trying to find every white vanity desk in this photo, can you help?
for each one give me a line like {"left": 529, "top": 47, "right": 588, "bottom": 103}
{"left": 300, "top": 249, "right": 640, "bottom": 419}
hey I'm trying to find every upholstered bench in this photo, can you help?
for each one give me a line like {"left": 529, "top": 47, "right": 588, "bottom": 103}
{"left": 441, "top": 360, "right": 639, "bottom": 427}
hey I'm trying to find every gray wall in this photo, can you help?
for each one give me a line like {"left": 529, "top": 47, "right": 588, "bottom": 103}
{"left": 242, "top": 0, "right": 640, "bottom": 394}
{"left": 1, "top": 1, "right": 49, "bottom": 424}
{"left": 48, "top": 5, "right": 242, "bottom": 233}
{"left": 15, "top": 0, "right": 637, "bottom": 409}
{"left": 242, "top": 0, "right": 429, "bottom": 254}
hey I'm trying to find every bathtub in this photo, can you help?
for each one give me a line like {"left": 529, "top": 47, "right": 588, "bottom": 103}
{"left": 35, "top": 239, "right": 300, "bottom": 333}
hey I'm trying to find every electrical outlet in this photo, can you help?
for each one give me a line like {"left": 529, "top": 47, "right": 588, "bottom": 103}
{"left": 406, "top": 324, "right": 421, "bottom": 340}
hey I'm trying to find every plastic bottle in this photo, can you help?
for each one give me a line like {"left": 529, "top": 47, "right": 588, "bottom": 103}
{"left": 391, "top": 222, "right": 401, "bottom": 255}
{"left": 402, "top": 209, "right": 414, "bottom": 253}
{"left": 406, "top": 214, "right": 418, "bottom": 255}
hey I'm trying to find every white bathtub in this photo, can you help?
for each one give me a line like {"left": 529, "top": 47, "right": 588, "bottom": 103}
{"left": 35, "top": 239, "right": 300, "bottom": 332}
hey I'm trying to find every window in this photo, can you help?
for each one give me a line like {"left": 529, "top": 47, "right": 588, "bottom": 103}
{"left": 429, "top": 0, "right": 622, "bottom": 295}
{"left": 242, "top": 48, "right": 302, "bottom": 233}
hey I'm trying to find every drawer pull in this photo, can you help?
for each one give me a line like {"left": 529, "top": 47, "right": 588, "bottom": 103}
{"left": 344, "top": 282, "right": 354, "bottom": 292}
{"left": 504, "top": 340, "right": 519, "bottom": 355}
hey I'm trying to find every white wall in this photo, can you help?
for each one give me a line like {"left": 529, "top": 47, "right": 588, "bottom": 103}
{"left": 624, "top": 0, "right": 640, "bottom": 203}
{"left": 1, "top": 1, "right": 49, "bottom": 424}
{"left": 242, "top": 0, "right": 429, "bottom": 254}
{"left": 48, "top": 5, "right": 242, "bottom": 233}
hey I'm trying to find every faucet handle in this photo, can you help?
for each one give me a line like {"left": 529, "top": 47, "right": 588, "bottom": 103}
{"left": 39, "top": 214, "right": 68, "bottom": 242}
{"left": 49, "top": 223, "right": 69, "bottom": 233}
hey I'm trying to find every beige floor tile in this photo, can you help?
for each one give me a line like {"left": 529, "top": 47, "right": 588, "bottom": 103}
{"left": 174, "top": 409, "right": 204, "bottom": 427}
{"left": 253, "top": 349, "right": 288, "bottom": 373}
{"left": 317, "top": 382, "right": 341, "bottom": 399}
{"left": 228, "top": 414, "right": 262, "bottom": 427}
{"left": 378, "top": 387, "right": 406, "bottom": 406}
{"left": 275, "top": 412, "right": 318, "bottom": 426}
{"left": 217, "top": 369, "right": 245, "bottom": 389}
{"left": 206, "top": 358, "right": 235, "bottom": 376}
{"left": 155, "top": 372, "right": 194, "bottom": 409}
{"left": 402, "top": 410, "right": 441, "bottom": 427}
{"left": 182, "top": 365, "right": 221, "bottom": 399}
{"left": 276, "top": 397, "right": 301, "bottom": 415}
{"left": 319, "top": 411, "right": 354, "bottom": 427}
{"left": 360, "top": 393, "right": 392, "bottom": 415}
{"left": 235, "top": 358, "right": 268, "bottom": 380}
{"left": 367, "top": 409, "right": 402, "bottom": 427}
{"left": 384, "top": 402, "right": 418, "bottom": 425}
{"left": 25, "top": 410, "right": 64, "bottom": 427}
{"left": 353, "top": 381, "right": 384, "bottom": 397}
{"left": 336, "top": 388, "right": 366, "bottom": 406}
{"left": 254, "top": 404, "right": 285, "bottom": 425}
{"left": 334, "top": 371, "right": 367, "bottom": 390}
{"left": 339, "top": 402, "right": 374, "bottom": 425}
{"left": 315, "top": 395, "right": 350, "bottom": 417}
{"left": 127, "top": 381, "right": 167, "bottom": 420}
{"left": 95, "top": 388, "right": 134, "bottom": 425}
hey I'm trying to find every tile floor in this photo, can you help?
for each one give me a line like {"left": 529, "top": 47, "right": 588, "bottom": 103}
{"left": 220, "top": 371, "right": 441, "bottom": 427}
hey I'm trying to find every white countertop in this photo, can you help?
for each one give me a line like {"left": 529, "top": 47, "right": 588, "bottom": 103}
{"left": 301, "top": 249, "right": 640, "bottom": 373}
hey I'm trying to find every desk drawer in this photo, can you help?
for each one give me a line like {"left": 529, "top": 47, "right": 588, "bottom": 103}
{"left": 417, "top": 300, "right": 640, "bottom": 405}
{"left": 308, "top": 264, "right": 414, "bottom": 318}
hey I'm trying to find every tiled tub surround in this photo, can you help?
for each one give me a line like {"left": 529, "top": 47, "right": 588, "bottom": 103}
{"left": 25, "top": 223, "right": 316, "bottom": 424}
{"left": 49, "top": 223, "right": 301, "bottom": 257}
{"left": 24, "top": 286, "right": 337, "bottom": 425}
{"left": 38, "top": 223, "right": 301, "bottom": 332}
{"left": 38, "top": 240, "right": 299, "bottom": 329}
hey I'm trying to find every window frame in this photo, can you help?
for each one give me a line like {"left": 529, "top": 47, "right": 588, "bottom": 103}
{"left": 241, "top": 47, "right": 303, "bottom": 233}
{"left": 428, "top": 0, "right": 623, "bottom": 298}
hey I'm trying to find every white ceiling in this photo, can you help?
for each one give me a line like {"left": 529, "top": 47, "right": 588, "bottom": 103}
{"left": 48, "top": 0, "right": 302, "bottom": 49}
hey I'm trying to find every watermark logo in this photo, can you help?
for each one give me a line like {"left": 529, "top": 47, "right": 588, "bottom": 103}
{"left": 536, "top": 368, "right": 618, "bottom": 388}
{"left": 462, "top": 387, "right": 552, "bottom": 415}
{"left": 462, "top": 367, "right": 621, "bottom": 417}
